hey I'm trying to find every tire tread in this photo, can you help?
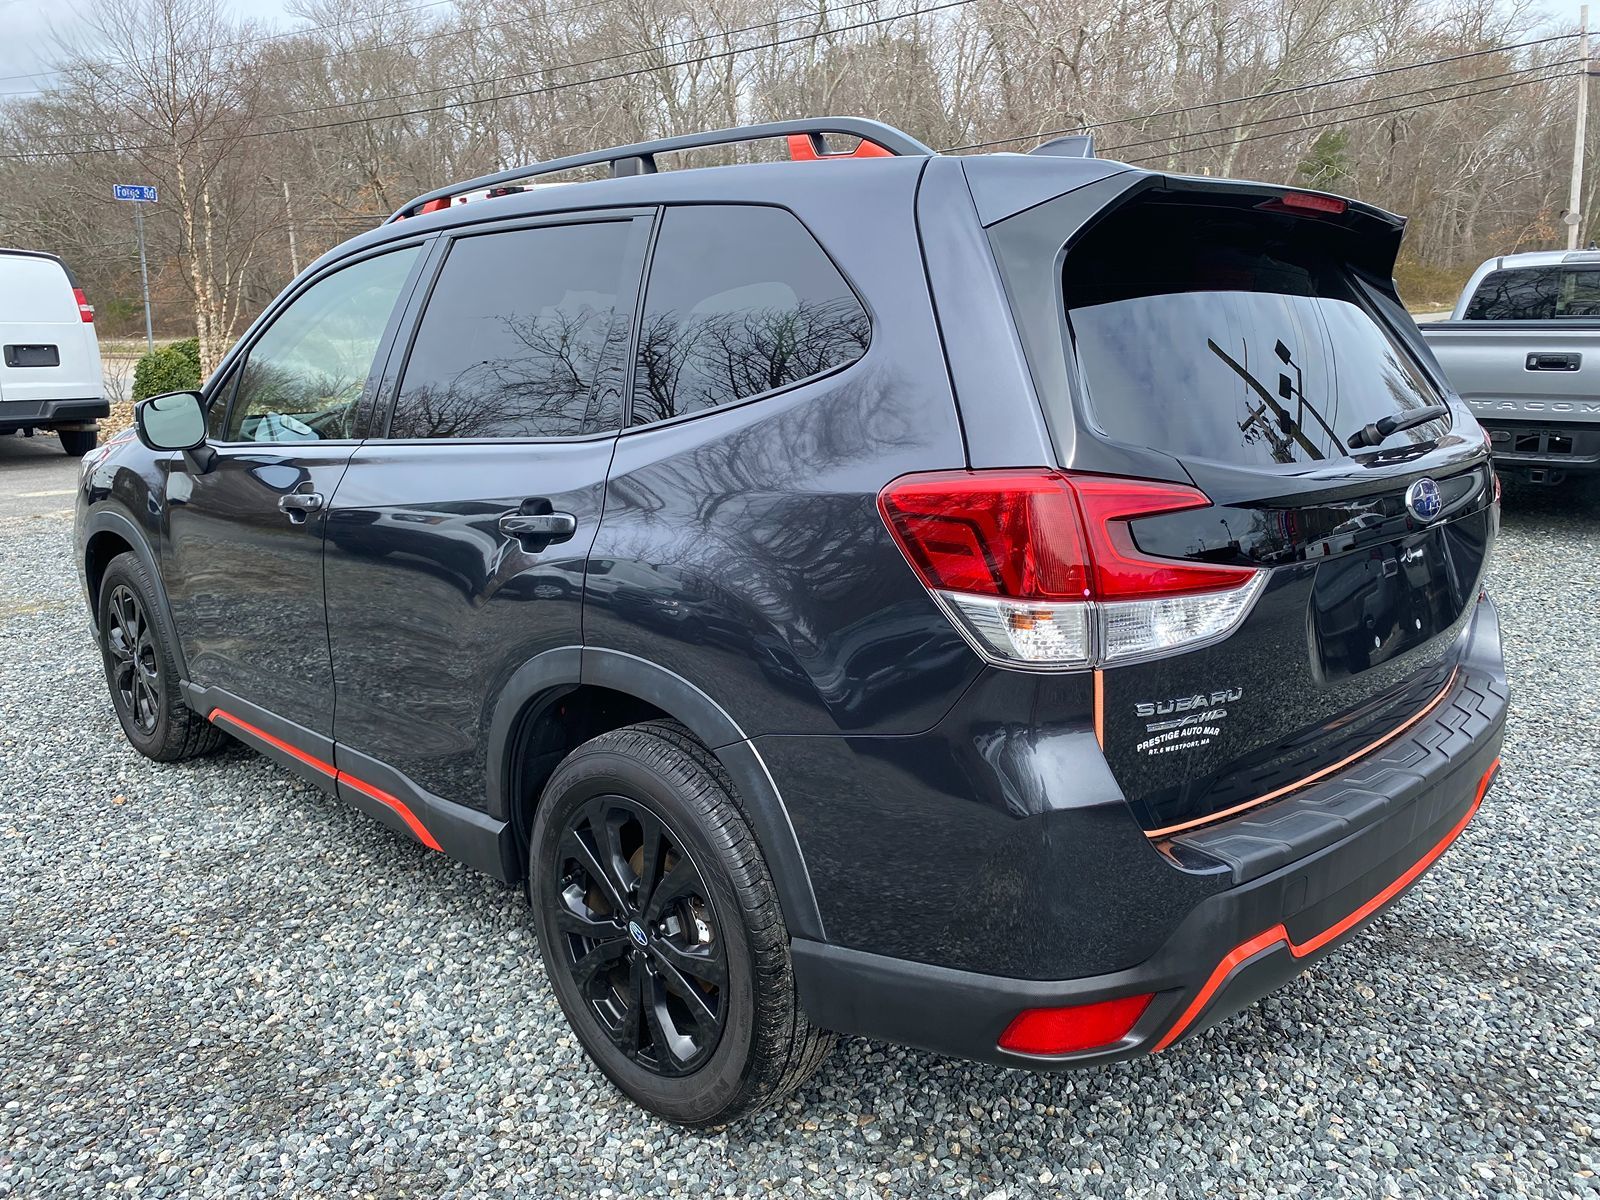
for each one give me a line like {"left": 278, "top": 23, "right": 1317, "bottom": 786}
{"left": 535, "top": 718, "right": 834, "bottom": 1124}
{"left": 98, "top": 552, "right": 224, "bottom": 762}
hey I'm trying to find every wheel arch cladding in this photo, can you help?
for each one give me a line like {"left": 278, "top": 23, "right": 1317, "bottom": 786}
{"left": 486, "top": 646, "right": 826, "bottom": 941}
{"left": 81, "top": 511, "right": 190, "bottom": 681}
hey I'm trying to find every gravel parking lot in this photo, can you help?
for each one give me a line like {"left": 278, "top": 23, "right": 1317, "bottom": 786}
{"left": 2, "top": 459, "right": 1597, "bottom": 1199}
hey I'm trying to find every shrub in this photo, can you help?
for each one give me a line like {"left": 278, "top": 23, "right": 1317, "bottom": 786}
{"left": 131, "top": 338, "right": 202, "bottom": 402}
{"left": 1393, "top": 260, "right": 1477, "bottom": 314}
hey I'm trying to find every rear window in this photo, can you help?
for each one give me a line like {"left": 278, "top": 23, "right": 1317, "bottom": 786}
{"left": 0, "top": 256, "right": 76, "bottom": 324}
{"left": 630, "top": 205, "right": 869, "bottom": 425}
{"left": 1463, "top": 265, "right": 1600, "bottom": 320}
{"left": 1060, "top": 205, "right": 1448, "bottom": 467}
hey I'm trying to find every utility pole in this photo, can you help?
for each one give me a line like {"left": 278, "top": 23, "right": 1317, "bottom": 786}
{"left": 134, "top": 204, "right": 153, "bottom": 352}
{"left": 1569, "top": 5, "right": 1590, "bottom": 251}
{"left": 114, "top": 183, "right": 158, "bottom": 352}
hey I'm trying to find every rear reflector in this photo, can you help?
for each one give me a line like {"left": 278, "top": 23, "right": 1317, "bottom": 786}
{"left": 998, "top": 993, "right": 1154, "bottom": 1056}
{"left": 73, "top": 287, "right": 94, "bottom": 322}
{"left": 879, "top": 469, "right": 1263, "bottom": 668}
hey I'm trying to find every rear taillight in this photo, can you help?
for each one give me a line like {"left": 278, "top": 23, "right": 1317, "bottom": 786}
{"left": 73, "top": 287, "right": 94, "bottom": 322}
{"left": 878, "top": 469, "right": 1263, "bottom": 669}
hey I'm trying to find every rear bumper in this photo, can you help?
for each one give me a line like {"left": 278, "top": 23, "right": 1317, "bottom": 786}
{"left": 793, "top": 620, "right": 1507, "bottom": 1068}
{"left": 0, "top": 397, "right": 109, "bottom": 431}
{"left": 1482, "top": 419, "right": 1600, "bottom": 475}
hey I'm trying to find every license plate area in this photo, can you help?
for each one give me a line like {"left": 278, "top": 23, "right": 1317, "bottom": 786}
{"left": 4, "top": 344, "right": 60, "bottom": 368}
{"left": 1310, "top": 524, "right": 1480, "bottom": 682}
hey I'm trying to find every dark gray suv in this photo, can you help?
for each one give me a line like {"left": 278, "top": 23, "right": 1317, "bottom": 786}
{"left": 76, "top": 118, "right": 1506, "bottom": 1124}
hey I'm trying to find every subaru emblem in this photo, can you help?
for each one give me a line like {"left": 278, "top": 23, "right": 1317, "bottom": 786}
{"left": 1405, "top": 477, "right": 1443, "bottom": 523}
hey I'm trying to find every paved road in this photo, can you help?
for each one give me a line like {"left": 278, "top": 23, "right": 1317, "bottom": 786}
{"left": 0, "top": 434, "right": 81, "bottom": 518}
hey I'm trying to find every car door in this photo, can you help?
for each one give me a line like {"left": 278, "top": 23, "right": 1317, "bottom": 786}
{"left": 163, "top": 243, "right": 427, "bottom": 750}
{"left": 323, "top": 211, "right": 652, "bottom": 810}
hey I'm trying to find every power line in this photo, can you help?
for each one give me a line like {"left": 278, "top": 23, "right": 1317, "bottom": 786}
{"left": 940, "top": 31, "right": 1580, "bottom": 152}
{"left": 0, "top": 0, "right": 639, "bottom": 98}
{"left": 262, "top": 0, "right": 909, "bottom": 124}
{"left": 0, "top": 0, "right": 864, "bottom": 101}
{"left": 1119, "top": 70, "right": 1574, "bottom": 165}
{"left": 1098, "top": 60, "right": 1578, "bottom": 156}
{"left": 0, "top": 0, "right": 975, "bottom": 161}
{"left": 0, "top": 0, "right": 457, "bottom": 89}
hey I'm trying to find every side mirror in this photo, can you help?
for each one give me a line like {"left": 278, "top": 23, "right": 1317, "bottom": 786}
{"left": 135, "top": 390, "right": 207, "bottom": 452}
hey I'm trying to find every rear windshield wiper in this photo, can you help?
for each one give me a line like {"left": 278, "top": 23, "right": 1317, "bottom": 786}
{"left": 1346, "top": 403, "right": 1451, "bottom": 449}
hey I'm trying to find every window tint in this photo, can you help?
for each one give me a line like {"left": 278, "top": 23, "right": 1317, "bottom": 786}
{"left": 1059, "top": 205, "right": 1447, "bottom": 467}
{"left": 226, "top": 247, "right": 418, "bottom": 443}
{"left": 1463, "top": 266, "right": 1600, "bottom": 320}
{"left": 205, "top": 373, "right": 235, "bottom": 439}
{"left": 389, "top": 221, "right": 638, "bottom": 440}
{"left": 631, "top": 206, "right": 869, "bottom": 425}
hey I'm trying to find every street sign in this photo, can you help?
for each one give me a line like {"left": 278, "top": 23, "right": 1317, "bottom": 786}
{"left": 113, "top": 185, "right": 158, "bottom": 350}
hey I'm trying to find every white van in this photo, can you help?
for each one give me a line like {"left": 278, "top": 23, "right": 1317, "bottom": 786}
{"left": 1, "top": 248, "right": 107, "bottom": 455}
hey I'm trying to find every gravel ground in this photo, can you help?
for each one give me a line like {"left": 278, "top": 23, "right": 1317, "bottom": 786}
{"left": 1, "top": 478, "right": 1597, "bottom": 1199}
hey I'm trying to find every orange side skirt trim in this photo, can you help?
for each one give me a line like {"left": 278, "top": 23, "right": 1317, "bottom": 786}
{"left": 209, "top": 708, "right": 443, "bottom": 853}
{"left": 1152, "top": 755, "right": 1500, "bottom": 1051}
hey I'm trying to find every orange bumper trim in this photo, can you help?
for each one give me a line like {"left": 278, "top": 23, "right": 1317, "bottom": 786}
{"left": 1152, "top": 754, "right": 1500, "bottom": 1052}
{"left": 1146, "top": 667, "right": 1460, "bottom": 840}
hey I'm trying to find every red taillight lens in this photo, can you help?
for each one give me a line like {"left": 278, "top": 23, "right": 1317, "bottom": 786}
{"left": 878, "top": 469, "right": 1265, "bottom": 668}
{"left": 998, "top": 993, "right": 1154, "bottom": 1056}
{"left": 73, "top": 287, "right": 94, "bottom": 322}
{"left": 1069, "top": 476, "right": 1257, "bottom": 599}
{"left": 878, "top": 470, "right": 1253, "bottom": 602}
{"left": 876, "top": 470, "right": 1090, "bottom": 599}
{"left": 1281, "top": 191, "right": 1347, "bottom": 215}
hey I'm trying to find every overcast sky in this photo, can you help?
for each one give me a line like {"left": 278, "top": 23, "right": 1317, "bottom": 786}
{"left": 0, "top": 0, "right": 297, "bottom": 94}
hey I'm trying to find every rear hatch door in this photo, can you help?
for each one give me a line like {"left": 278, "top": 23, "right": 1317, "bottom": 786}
{"left": 997, "top": 182, "right": 1497, "bottom": 836}
{"left": 0, "top": 254, "right": 101, "bottom": 407}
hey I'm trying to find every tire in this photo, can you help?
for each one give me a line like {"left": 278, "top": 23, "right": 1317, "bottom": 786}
{"left": 529, "top": 720, "right": 834, "bottom": 1125}
{"left": 96, "top": 553, "right": 224, "bottom": 762}
{"left": 58, "top": 428, "right": 97, "bottom": 457}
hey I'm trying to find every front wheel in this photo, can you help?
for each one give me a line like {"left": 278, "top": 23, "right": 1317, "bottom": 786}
{"left": 96, "top": 553, "right": 223, "bottom": 761}
{"left": 529, "top": 721, "right": 834, "bottom": 1125}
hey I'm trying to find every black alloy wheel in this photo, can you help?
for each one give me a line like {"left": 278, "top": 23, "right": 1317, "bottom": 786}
{"left": 105, "top": 582, "right": 160, "bottom": 735}
{"left": 550, "top": 795, "right": 729, "bottom": 1076}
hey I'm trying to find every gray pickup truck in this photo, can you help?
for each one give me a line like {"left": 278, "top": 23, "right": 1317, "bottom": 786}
{"left": 1420, "top": 249, "right": 1600, "bottom": 484}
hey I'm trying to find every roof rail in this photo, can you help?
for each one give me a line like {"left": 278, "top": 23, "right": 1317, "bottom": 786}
{"left": 387, "top": 117, "right": 935, "bottom": 223}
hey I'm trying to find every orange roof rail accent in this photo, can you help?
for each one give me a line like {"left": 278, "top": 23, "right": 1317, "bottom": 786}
{"left": 785, "top": 133, "right": 894, "bottom": 161}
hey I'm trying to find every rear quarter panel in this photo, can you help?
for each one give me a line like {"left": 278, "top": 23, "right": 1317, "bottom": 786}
{"left": 584, "top": 178, "right": 977, "bottom": 737}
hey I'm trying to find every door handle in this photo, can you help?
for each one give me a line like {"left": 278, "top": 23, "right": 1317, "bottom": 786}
{"left": 499, "top": 510, "right": 577, "bottom": 547}
{"left": 278, "top": 491, "right": 324, "bottom": 523}
{"left": 1525, "top": 351, "right": 1581, "bottom": 371}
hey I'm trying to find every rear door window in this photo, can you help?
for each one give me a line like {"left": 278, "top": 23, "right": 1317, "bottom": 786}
{"left": 388, "top": 220, "right": 641, "bottom": 440}
{"left": 1463, "top": 266, "right": 1600, "bottom": 319}
{"left": 1060, "top": 205, "right": 1448, "bottom": 467}
{"left": 630, "top": 205, "right": 869, "bottom": 425}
